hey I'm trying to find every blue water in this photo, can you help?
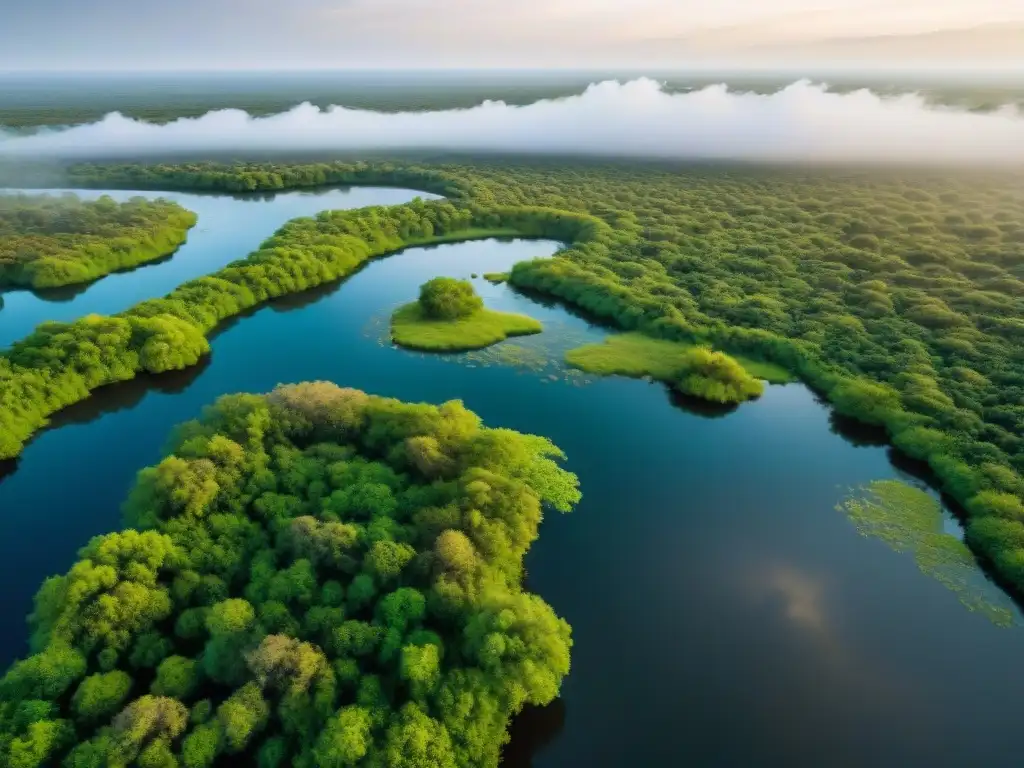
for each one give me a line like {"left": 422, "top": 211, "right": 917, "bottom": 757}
{"left": 0, "top": 185, "right": 439, "bottom": 347}
{"left": 1, "top": 188, "right": 1022, "bottom": 767}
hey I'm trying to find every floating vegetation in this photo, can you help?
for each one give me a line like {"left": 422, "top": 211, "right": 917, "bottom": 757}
{"left": 483, "top": 272, "right": 509, "bottom": 284}
{"left": 838, "top": 480, "right": 1017, "bottom": 627}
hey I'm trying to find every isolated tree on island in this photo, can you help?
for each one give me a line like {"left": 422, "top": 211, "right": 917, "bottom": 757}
{"left": 418, "top": 277, "right": 482, "bottom": 320}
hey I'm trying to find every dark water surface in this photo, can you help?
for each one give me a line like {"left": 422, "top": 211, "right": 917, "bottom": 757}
{"left": 1, "top": 189, "right": 1023, "bottom": 767}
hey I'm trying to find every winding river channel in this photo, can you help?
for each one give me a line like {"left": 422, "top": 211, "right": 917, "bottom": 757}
{"left": 2, "top": 186, "right": 1024, "bottom": 767}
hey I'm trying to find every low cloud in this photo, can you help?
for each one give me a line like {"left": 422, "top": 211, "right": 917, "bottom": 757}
{"left": 2, "top": 79, "right": 1023, "bottom": 165}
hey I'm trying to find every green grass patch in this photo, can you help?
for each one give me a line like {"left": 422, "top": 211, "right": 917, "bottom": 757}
{"left": 483, "top": 272, "right": 509, "bottom": 284}
{"left": 391, "top": 302, "right": 542, "bottom": 352}
{"left": 838, "top": 480, "right": 1016, "bottom": 626}
{"left": 565, "top": 332, "right": 794, "bottom": 385}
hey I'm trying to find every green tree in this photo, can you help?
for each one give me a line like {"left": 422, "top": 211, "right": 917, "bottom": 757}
{"left": 418, "top": 277, "right": 482, "bottom": 320}
{"left": 72, "top": 670, "right": 133, "bottom": 722}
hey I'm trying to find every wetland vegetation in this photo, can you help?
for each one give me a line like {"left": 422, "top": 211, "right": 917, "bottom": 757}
{"left": 0, "top": 198, "right": 599, "bottom": 460}
{"left": 1, "top": 154, "right": 1024, "bottom": 764}
{"left": 838, "top": 479, "right": 1018, "bottom": 626}
{"left": 565, "top": 332, "right": 793, "bottom": 403}
{"left": 4, "top": 157, "right": 1024, "bottom": 600}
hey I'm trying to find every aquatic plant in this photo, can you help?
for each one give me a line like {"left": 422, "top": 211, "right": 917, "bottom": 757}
{"left": 838, "top": 480, "right": 1016, "bottom": 626}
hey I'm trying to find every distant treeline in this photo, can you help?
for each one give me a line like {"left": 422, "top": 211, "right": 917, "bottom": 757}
{"left": 0, "top": 194, "right": 196, "bottom": 289}
{"left": 3, "top": 157, "right": 1024, "bottom": 603}
{"left": 0, "top": 383, "right": 580, "bottom": 767}
{"left": 1, "top": 75, "right": 1022, "bottom": 129}
{"left": 62, "top": 162, "right": 467, "bottom": 197}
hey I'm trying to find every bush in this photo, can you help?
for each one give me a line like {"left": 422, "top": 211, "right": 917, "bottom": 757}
{"left": 417, "top": 277, "right": 483, "bottom": 320}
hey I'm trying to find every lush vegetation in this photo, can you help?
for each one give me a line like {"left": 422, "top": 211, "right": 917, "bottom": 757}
{"left": 0, "top": 382, "right": 581, "bottom": 768}
{"left": 417, "top": 278, "right": 483, "bottom": 321}
{"left": 391, "top": 278, "right": 541, "bottom": 352}
{"left": 0, "top": 198, "right": 600, "bottom": 460}
{"left": 567, "top": 335, "right": 764, "bottom": 404}
{"left": 566, "top": 333, "right": 793, "bottom": 386}
{"left": 391, "top": 303, "right": 542, "bottom": 353}
{"left": 3, "top": 156, "right": 1024, "bottom": 603}
{"left": 0, "top": 194, "right": 196, "bottom": 289}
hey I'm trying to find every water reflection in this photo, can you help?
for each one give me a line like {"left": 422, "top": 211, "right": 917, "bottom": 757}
{"left": 0, "top": 357, "right": 212, "bottom": 484}
{"left": 503, "top": 700, "right": 567, "bottom": 768}
{"left": 828, "top": 410, "right": 890, "bottom": 447}
{"left": 668, "top": 388, "right": 739, "bottom": 419}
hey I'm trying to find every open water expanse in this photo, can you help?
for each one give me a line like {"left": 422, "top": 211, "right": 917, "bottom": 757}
{"left": 2, "top": 187, "right": 1023, "bottom": 766}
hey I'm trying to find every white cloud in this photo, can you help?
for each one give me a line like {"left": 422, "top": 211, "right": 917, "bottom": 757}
{"left": 2, "top": 79, "right": 1022, "bottom": 165}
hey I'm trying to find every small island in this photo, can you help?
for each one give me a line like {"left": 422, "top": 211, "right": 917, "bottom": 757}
{"left": 391, "top": 277, "right": 542, "bottom": 352}
{"left": 566, "top": 333, "right": 789, "bottom": 405}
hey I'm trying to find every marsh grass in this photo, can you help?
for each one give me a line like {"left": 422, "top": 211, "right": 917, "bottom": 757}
{"left": 565, "top": 333, "right": 793, "bottom": 384}
{"left": 390, "top": 302, "right": 542, "bottom": 352}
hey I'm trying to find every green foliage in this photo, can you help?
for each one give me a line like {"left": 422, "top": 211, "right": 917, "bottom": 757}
{"left": 0, "top": 384, "right": 580, "bottom": 767}
{"left": 391, "top": 301, "right": 542, "bottom": 352}
{"left": 0, "top": 185, "right": 596, "bottom": 460}
{"left": 152, "top": 656, "right": 199, "bottom": 699}
{"left": 0, "top": 193, "right": 196, "bottom": 289}
{"left": 417, "top": 277, "right": 483, "bottom": 320}
{"left": 72, "top": 671, "right": 133, "bottom": 721}
{"left": 3, "top": 155, "right": 1024, "bottom": 655}
{"left": 673, "top": 346, "right": 764, "bottom": 404}
{"left": 567, "top": 332, "right": 783, "bottom": 402}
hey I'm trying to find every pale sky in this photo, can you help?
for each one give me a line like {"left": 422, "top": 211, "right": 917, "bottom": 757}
{"left": 2, "top": 0, "right": 1023, "bottom": 70}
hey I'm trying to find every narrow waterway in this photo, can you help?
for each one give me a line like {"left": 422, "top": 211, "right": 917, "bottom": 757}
{"left": 0, "top": 185, "right": 439, "bottom": 347}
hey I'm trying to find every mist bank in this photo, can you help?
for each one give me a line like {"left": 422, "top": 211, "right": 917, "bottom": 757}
{"left": 1, "top": 79, "right": 1023, "bottom": 165}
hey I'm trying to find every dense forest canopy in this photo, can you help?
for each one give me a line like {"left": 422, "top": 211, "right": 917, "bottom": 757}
{"left": 0, "top": 383, "right": 580, "bottom": 768}
{"left": 1, "top": 156, "right": 1024, "bottom": 629}
{"left": 0, "top": 194, "right": 196, "bottom": 289}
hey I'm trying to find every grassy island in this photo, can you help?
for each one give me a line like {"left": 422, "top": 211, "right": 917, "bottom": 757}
{"left": 0, "top": 194, "right": 197, "bottom": 290}
{"left": 0, "top": 382, "right": 580, "bottom": 768}
{"left": 566, "top": 333, "right": 790, "bottom": 404}
{"left": 391, "top": 278, "right": 542, "bottom": 352}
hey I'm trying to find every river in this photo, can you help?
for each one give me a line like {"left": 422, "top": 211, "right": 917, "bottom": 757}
{"left": 1, "top": 186, "right": 1023, "bottom": 767}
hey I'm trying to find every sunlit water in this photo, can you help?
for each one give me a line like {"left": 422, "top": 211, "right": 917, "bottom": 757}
{"left": 0, "top": 188, "right": 1022, "bottom": 767}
